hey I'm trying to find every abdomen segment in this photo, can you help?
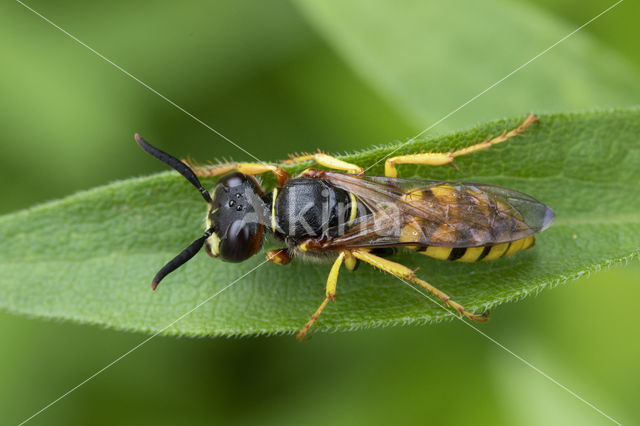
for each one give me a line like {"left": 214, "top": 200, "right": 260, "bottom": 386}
{"left": 419, "top": 235, "right": 536, "bottom": 262}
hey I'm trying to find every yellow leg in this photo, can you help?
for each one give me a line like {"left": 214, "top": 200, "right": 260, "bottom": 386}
{"left": 351, "top": 249, "right": 488, "bottom": 322}
{"left": 385, "top": 113, "right": 538, "bottom": 177}
{"left": 284, "top": 152, "right": 364, "bottom": 174}
{"left": 183, "top": 160, "right": 290, "bottom": 186}
{"left": 344, "top": 251, "right": 359, "bottom": 271}
{"left": 296, "top": 252, "right": 345, "bottom": 340}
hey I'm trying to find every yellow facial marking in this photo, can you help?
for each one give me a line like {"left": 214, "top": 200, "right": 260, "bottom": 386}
{"left": 206, "top": 232, "right": 221, "bottom": 257}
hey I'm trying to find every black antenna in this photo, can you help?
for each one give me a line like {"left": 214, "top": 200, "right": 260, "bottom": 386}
{"left": 135, "top": 134, "right": 212, "bottom": 203}
{"left": 151, "top": 228, "right": 214, "bottom": 290}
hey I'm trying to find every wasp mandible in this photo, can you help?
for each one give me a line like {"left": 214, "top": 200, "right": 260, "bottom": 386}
{"left": 135, "top": 113, "right": 553, "bottom": 340}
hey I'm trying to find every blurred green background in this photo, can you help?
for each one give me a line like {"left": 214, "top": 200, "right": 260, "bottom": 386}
{"left": 1, "top": 0, "right": 638, "bottom": 424}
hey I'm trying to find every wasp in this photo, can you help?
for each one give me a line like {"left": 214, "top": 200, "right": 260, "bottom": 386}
{"left": 135, "top": 113, "right": 553, "bottom": 339}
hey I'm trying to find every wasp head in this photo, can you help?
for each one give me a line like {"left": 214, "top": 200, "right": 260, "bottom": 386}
{"left": 205, "top": 172, "right": 265, "bottom": 262}
{"left": 135, "top": 134, "right": 265, "bottom": 289}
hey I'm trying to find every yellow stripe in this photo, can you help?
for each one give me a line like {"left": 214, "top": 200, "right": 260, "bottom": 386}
{"left": 421, "top": 246, "right": 452, "bottom": 260}
{"left": 400, "top": 220, "right": 422, "bottom": 244}
{"left": 522, "top": 236, "right": 536, "bottom": 250}
{"left": 431, "top": 185, "right": 455, "bottom": 200}
{"left": 431, "top": 223, "right": 457, "bottom": 245}
{"left": 503, "top": 238, "right": 525, "bottom": 257}
{"left": 403, "top": 188, "right": 424, "bottom": 201}
{"left": 457, "top": 246, "right": 485, "bottom": 262}
{"left": 271, "top": 188, "right": 278, "bottom": 230}
{"left": 482, "top": 243, "right": 509, "bottom": 261}
{"left": 348, "top": 192, "right": 358, "bottom": 226}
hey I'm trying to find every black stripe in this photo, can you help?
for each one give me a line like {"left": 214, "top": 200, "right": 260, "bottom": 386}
{"left": 500, "top": 242, "right": 512, "bottom": 257}
{"left": 448, "top": 247, "right": 467, "bottom": 261}
{"left": 370, "top": 247, "right": 397, "bottom": 257}
{"left": 478, "top": 246, "right": 491, "bottom": 261}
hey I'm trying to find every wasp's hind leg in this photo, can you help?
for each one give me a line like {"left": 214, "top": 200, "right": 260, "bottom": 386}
{"left": 284, "top": 152, "right": 364, "bottom": 174}
{"left": 296, "top": 252, "right": 347, "bottom": 340}
{"left": 385, "top": 113, "right": 538, "bottom": 177}
{"left": 183, "top": 160, "right": 290, "bottom": 186}
{"left": 350, "top": 249, "right": 488, "bottom": 322}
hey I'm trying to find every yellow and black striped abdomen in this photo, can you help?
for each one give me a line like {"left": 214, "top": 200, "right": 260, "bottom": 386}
{"left": 396, "top": 183, "right": 539, "bottom": 262}
{"left": 418, "top": 235, "right": 535, "bottom": 262}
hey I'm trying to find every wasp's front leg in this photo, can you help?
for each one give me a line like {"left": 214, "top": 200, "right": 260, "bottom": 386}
{"left": 284, "top": 152, "right": 364, "bottom": 174}
{"left": 296, "top": 251, "right": 347, "bottom": 340}
{"left": 183, "top": 160, "right": 290, "bottom": 186}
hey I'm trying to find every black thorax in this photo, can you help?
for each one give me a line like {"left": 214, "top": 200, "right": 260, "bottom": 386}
{"left": 267, "top": 178, "right": 355, "bottom": 245}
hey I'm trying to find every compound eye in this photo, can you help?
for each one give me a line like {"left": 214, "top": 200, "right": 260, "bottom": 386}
{"left": 217, "top": 172, "right": 246, "bottom": 189}
{"left": 219, "top": 220, "right": 257, "bottom": 262}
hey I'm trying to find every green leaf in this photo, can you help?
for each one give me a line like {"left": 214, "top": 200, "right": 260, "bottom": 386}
{"left": 1, "top": 109, "right": 638, "bottom": 336}
{"left": 294, "top": 0, "right": 640, "bottom": 131}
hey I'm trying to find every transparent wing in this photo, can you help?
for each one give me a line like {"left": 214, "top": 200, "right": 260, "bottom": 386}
{"left": 314, "top": 171, "right": 554, "bottom": 249}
